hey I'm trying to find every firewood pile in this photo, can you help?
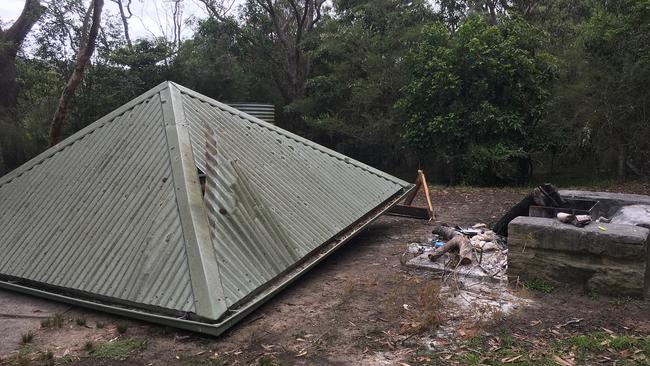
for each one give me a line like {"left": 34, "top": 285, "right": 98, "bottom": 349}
{"left": 403, "top": 223, "right": 508, "bottom": 281}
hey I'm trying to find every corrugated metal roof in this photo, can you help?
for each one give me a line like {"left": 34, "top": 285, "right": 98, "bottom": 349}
{"left": 226, "top": 103, "right": 275, "bottom": 124}
{"left": 177, "top": 85, "right": 409, "bottom": 308}
{"left": 0, "top": 88, "right": 197, "bottom": 315}
{"left": 0, "top": 81, "right": 411, "bottom": 334}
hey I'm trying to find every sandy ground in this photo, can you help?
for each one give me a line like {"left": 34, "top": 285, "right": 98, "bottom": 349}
{"left": 1, "top": 184, "right": 649, "bottom": 365}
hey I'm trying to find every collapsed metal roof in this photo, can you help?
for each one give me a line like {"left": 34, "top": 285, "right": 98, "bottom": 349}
{"left": 0, "top": 82, "right": 411, "bottom": 335}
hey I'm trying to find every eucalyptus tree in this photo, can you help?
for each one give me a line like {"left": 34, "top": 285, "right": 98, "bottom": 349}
{"left": 0, "top": 0, "right": 44, "bottom": 112}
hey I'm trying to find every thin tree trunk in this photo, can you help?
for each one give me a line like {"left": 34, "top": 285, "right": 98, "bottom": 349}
{"left": 0, "top": 0, "right": 43, "bottom": 112}
{"left": 617, "top": 144, "right": 626, "bottom": 179}
{"left": 49, "top": 0, "right": 104, "bottom": 146}
{"left": 112, "top": 0, "right": 132, "bottom": 47}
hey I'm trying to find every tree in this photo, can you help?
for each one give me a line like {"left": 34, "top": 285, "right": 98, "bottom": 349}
{"left": 579, "top": 0, "right": 650, "bottom": 177}
{"left": 239, "top": 0, "right": 326, "bottom": 106}
{"left": 110, "top": 0, "right": 132, "bottom": 47}
{"left": 292, "top": 0, "right": 434, "bottom": 170}
{"left": 170, "top": 19, "right": 254, "bottom": 102}
{"left": 49, "top": 0, "right": 104, "bottom": 146}
{"left": 0, "top": 0, "right": 44, "bottom": 112}
{"left": 400, "top": 16, "right": 557, "bottom": 184}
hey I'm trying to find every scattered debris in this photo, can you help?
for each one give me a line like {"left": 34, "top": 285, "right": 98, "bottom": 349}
{"left": 404, "top": 223, "right": 508, "bottom": 282}
{"left": 556, "top": 212, "right": 592, "bottom": 227}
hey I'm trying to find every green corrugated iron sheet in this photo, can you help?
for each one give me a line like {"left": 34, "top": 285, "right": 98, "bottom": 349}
{"left": 0, "top": 90, "right": 197, "bottom": 315}
{"left": 0, "top": 81, "right": 411, "bottom": 334}
{"left": 226, "top": 103, "right": 274, "bottom": 124}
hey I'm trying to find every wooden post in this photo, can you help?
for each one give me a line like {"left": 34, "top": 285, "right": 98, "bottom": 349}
{"left": 386, "top": 169, "right": 435, "bottom": 220}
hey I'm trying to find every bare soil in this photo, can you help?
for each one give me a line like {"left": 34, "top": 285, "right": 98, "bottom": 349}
{"left": 1, "top": 182, "right": 649, "bottom": 366}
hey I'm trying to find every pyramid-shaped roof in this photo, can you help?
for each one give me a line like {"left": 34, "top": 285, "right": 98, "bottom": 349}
{"left": 0, "top": 82, "right": 411, "bottom": 335}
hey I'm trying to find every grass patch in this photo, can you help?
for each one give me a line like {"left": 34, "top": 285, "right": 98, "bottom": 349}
{"left": 610, "top": 336, "right": 638, "bottom": 350}
{"left": 75, "top": 317, "right": 86, "bottom": 326}
{"left": 413, "top": 281, "right": 441, "bottom": 333}
{"left": 58, "top": 354, "right": 75, "bottom": 364}
{"left": 465, "top": 336, "right": 485, "bottom": 349}
{"left": 41, "top": 350, "right": 54, "bottom": 366}
{"left": 462, "top": 352, "right": 482, "bottom": 365}
{"left": 96, "top": 322, "right": 105, "bottom": 329}
{"left": 91, "top": 338, "right": 147, "bottom": 361}
{"left": 524, "top": 278, "right": 555, "bottom": 293}
{"left": 20, "top": 331, "right": 34, "bottom": 344}
{"left": 116, "top": 322, "right": 128, "bottom": 334}
{"left": 641, "top": 336, "right": 650, "bottom": 355}
{"left": 40, "top": 313, "right": 64, "bottom": 328}
{"left": 553, "top": 332, "right": 608, "bottom": 353}
{"left": 84, "top": 341, "right": 94, "bottom": 351}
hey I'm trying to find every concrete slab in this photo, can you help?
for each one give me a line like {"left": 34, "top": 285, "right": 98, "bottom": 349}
{"left": 0, "top": 289, "right": 70, "bottom": 356}
{"left": 560, "top": 190, "right": 650, "bottom": 218}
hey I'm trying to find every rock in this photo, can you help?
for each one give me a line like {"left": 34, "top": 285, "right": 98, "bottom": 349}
{"left": 508, "top": 216, "right": 649, "bottom": 297}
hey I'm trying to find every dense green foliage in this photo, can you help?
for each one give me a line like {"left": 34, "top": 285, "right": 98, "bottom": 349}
{"left": 0, "top": 0, "right": 648, "bottom": 184}
{"left": 400, "top": 16, "right": 557, "bottom": 184}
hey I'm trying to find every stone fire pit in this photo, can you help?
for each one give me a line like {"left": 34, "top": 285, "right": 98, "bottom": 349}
{"left": 508, "top": 190, "right": 650, "bottom": 297}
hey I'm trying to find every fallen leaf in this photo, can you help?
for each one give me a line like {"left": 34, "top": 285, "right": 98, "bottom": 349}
{"left": 501, "top": 355, "right": 523, "bottom": 363}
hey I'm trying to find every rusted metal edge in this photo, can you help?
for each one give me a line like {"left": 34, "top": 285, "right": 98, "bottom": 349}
{"left": 0, "top": 184, "right": 415, "bottom": 336}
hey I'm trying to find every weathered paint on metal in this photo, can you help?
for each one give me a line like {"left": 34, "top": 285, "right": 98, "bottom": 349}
{"left": 0, "top": 183, "right": 412, "bottom": 335}
{"left": 176, "top": 83, "right": 410, "bottom": 307}
{"left": 0, "top": 85, "right": 197, "bottom": 315}
{"left": 160, "top": 87, "right": 228, "bottom": 320}
{"left": 0, "top": 81, "right": 412, "bottom": 335}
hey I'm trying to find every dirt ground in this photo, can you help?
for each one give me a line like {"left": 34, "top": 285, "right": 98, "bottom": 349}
{"left": 1, "top": 182, "right": 650, "bottom": 366}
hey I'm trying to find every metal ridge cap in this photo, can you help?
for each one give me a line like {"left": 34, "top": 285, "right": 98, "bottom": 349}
{"left": 160, "top": 84, "right": 228, "bottom": 320}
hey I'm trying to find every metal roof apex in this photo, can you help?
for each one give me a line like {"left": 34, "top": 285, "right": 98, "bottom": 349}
{"left": 0, "top": 81, "right": 411, "bottom": 335}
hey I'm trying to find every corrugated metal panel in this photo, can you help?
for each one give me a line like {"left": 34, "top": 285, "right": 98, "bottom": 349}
{"left": 227, "top": 103, "right": 275, "bottom": 124}
{"left": 0, "top": 81, "right": 412, "bottom": 334}
{"left": 0, "top": 90, "right": 197, "bottom": 314}
{"left": 176, "top": 84, "right": 409, "bottom": 307}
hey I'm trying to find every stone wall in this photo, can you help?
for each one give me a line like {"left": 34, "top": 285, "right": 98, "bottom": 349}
{"left": 559, "top": 190, "right": 650, "bottom": 218}
{"left": 508, "top": 216, "right": 649, "bottom": 297}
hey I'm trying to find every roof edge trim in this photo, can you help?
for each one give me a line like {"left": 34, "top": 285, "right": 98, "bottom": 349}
{"left": 160, "top": 84, "right": 228, "bottom": 320}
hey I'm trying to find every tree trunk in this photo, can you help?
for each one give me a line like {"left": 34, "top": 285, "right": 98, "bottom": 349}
{"left": 0, "top": 53, "right": 18, "bottom": 112}
{"left": 112, "top": 0, "right": 132, "bottom": 47}
{"left": 49, "top": 0, "right": 104, "bottom": 146}
{"left": 617, "top": 145, "right": 626, "bottom": 179}
{"left": 0, "top": 0, "right": 43, "bottom": 112}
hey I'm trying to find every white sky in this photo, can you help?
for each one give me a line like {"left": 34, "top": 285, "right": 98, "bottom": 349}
{"left": 0, "top": 0, "right": 241, "bottom": 41}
